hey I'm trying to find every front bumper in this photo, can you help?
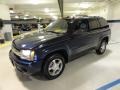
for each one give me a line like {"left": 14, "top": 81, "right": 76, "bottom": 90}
{"left": 9, "top": 50, "right": 42, "bottom": 75}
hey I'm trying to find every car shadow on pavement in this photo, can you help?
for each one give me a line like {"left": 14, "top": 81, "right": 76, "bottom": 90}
{"left": 15, "top": 49, "right": 112, "bottom": 90}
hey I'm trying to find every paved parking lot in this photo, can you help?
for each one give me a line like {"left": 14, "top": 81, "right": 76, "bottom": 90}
{"left": 0, "top": 42, "right": 120, "bottom": 90}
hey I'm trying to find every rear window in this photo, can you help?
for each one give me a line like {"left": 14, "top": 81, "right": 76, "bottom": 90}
{"left": 98, "top": 18, "right": 108, "bottom": 27}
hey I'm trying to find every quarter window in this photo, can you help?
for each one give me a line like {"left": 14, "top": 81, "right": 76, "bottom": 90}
{"left": 89, "top": 19, "right": 100, "bottom": 30}
{"left": 99, "top": 18, "right": 108, "bottom": 28}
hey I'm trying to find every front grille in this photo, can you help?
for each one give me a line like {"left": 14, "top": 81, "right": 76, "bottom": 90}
{"left": 12, "top": 41, "right": 20, "bottom": 51}
{"left": 12, "top": 42, "right": 21, "bottom": 57}
{"left": 12, "top": 46, "right": 19, "bottom": 53}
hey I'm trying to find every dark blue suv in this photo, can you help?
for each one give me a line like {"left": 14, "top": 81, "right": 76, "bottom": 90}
{"left": 9, "top": 16, "right": 111, "bottom": 80}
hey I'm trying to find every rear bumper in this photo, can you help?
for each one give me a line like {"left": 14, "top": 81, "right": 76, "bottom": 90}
{"left": 9, "top": 50, "right": 42, "bottom": 75}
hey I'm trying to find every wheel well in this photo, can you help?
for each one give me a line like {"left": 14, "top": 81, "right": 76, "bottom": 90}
{"left": 43, "top": 49, "right": 68, "bottom": 64}
{"left": 48, "top": 50, "right": 68, "bottom": 63}
{"left": 41, "top": 49, "right": 68, "bottom": 72}
{"left": 103, "top": 37, "right": 109, "bottom": 44}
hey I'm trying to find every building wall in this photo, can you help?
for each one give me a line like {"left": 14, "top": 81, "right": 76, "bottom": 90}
{"left": 89, "top": 2, "right": 120, "bottom": 43}
{"left": 89, "top": 6, "right": 109, "bottom": 19}
{"left": 108, "top": 3, "right": 120, "bottom": 43}
{"left": 0, "top": 4, "right": 12, "bottom": 39}
{"left": 111, "top": 3, "right": 120, "bottom": 20}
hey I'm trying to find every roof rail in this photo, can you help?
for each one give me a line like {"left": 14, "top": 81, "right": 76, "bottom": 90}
{"left": 64, "top": 15, "right": 103, "bottom": 20}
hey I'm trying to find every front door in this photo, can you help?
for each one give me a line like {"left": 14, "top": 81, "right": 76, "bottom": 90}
{"left": 67, "top": 19, "right": 92, "bottom": 59}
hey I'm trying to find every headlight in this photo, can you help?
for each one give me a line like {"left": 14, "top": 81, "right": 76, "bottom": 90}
{"left": 20, "top": 50, "right": 35, "bottom": 61}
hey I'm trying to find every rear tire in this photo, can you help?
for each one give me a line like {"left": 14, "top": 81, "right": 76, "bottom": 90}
{"left": 96, "top": 40, "right": 107, "bottom": 55}
{"left": 43, "top": 54, "right": 65, "bottom": 80}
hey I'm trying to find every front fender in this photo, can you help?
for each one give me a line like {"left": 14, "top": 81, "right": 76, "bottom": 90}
{"left": 35, "top": 43, "right": 70, "bottom": 62}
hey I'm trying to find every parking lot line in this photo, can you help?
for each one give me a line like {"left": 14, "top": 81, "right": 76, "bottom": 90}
{"left": 0, "top": 41, "right": 11, "bottom": 48}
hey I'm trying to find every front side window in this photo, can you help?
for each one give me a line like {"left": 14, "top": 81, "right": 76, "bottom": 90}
{"left": 45, "top": 19, "right": 68, "bottom": 34}
{"left": 74, "top": 20, "right": 88, "bottom": 32}
{"left": 79, "top": 20, "right": 88, "bottom": 32}
{"left": 66, "top": 19, "right": 88, "bottom": 33}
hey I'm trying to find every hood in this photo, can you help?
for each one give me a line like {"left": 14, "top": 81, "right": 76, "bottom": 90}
{"left": 13, "top": 31, "right": 60, "bottom": 49}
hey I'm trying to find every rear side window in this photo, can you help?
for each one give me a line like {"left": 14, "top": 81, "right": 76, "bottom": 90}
{"left": 98, "top": 18, "right": 108, "bottom": 28}
{"left": 88, "top": 18, "right": 100, "bottom": 31}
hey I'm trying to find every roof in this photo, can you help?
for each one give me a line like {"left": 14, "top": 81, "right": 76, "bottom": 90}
{"left": 64, "top": 16, "right": 102, "bottom": 20}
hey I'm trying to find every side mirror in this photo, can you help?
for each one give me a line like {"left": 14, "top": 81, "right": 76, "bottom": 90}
{"left": 0, "top": 19, "right": 3, "bottom": 30}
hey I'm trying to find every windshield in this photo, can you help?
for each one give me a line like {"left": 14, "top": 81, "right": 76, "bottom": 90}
{"left": 45, "top": 19, "right": 68, "bottom": 34}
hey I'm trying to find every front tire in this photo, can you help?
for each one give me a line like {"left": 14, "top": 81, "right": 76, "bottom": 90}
{"left": 43, "top": 54, "right": 65, "bottom": 80}
{"left": 96, "top": 40, "right": 107, "bottom": 55}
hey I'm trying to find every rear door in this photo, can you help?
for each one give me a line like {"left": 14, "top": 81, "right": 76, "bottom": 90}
{"left": 87, "top": 18, "right": 101, "bottom": 48}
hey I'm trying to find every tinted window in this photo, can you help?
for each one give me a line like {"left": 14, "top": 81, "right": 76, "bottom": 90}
{"left": 99, "top": 18, "right": 108, "bottom": 27}
{"left": 75, "top": 20, "right": 88, "bottom": 32}
{"left": 67, "top": 19, "right": 88, "bottom": 33}
{"left": 89, "top": 18, "right": 100, "bottom": 30}
{"left": 45, "top": 19, "right": 68, "bottom": 34}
